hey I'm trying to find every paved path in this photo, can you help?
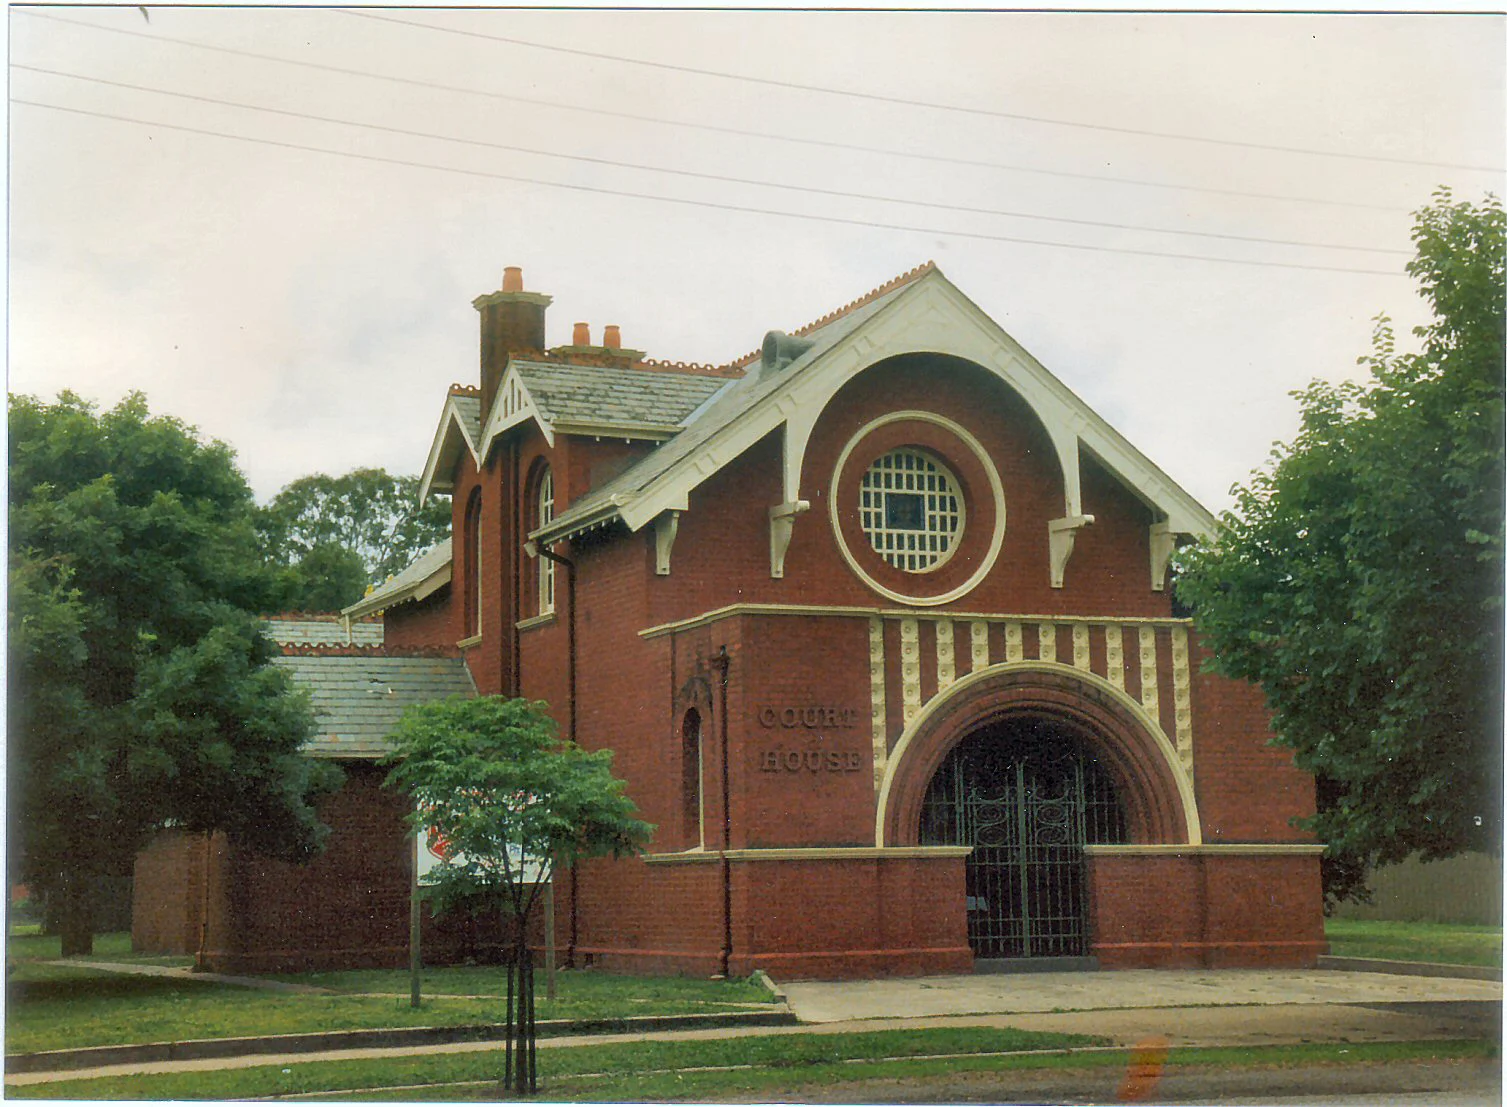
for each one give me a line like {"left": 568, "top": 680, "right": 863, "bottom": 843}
{"left": 778, "top": 967, "right": 1504, "bottom": 1022}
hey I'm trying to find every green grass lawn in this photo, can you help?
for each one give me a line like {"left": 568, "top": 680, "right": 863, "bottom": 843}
{"left": 7, "top": 1026, "right": 1106, "bottom": 1099}
{"left": 6, "top": 931, "right": 193, "bottom": 969}
{"left": 8, "top": 1034, "right": 1493, "bottom": 1101}
{"left": 5, "top": 931, "right": 774, "bottom": 1056}
{"left": 1325, "top": 918, "right": 1503, "bottom": 968}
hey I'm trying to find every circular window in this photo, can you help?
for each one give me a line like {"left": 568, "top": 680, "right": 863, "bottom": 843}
{"left": 858, "top": 449, "right": 965, "bottom": 573}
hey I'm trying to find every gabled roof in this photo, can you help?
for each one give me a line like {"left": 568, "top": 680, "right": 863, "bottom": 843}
{"left": 515, "top": 361, "right": 728, "bottom": 436}
{"left": 273, "top": 650, "right": 476, "bottom": 759}
{"left": 418, "top": 389, "right": 482, "bottom": 498}
{"left": 341, "top": 539, "right": 452, "bottom": 620}
{"left": 536, "top": 266, "right": 926, "bottom": 541}
{"left": 471, "top": 359, "right": 731, "bottom": 468}
{"left": 418, "top": 361, "right": 731, "bottom": 505}
{"left": 535, "top": 263, "right": 1218, "bottom": 546}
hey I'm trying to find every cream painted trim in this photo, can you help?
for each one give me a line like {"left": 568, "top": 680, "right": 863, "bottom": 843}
{"left": 643, "top": 849, "right": 720, "bottom": 865}
{"left": 515, "top": 612, "right": 557, "bottom": 632}
{"left": 417, "top": 395, "right": 481, "bottom": 504}
{"left": 1085, "top": 843, "right": 1326, "bottom": 857}
{"left": 538, "top": 270, "right": 1217, "bottom": 547}
{"left": 456, "top": 633, "right": 483, "bottom": 649}
{"left": 639, "top": 602, "right": 1195, "bottom": 640}
{"left": 829, "top": 412, "right": 1006, "bottom": 607}
{"left": 342, "top": 560, "right": 453, "bottom": 620}
{"left": 478, "top": 364, "right": 555, "bottom": 463}
{"left": 644, "top": 846, "right": 973, "bottom": 864}
{"left": 873, "top": 660, "right": 1203, "bottom": 848}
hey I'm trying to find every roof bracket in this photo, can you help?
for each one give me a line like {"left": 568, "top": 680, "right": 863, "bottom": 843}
{"left": 1150, "top": 521, "right": 1177, "bottom": 592}
{"left": 1048, "top": 514, "right": 1095, "bottom": 589}
{"left": 769, "top": 500, "right": 810, "bottom": 579}
{"left": 655, "top": 510, "right": 681, "bottom": 576}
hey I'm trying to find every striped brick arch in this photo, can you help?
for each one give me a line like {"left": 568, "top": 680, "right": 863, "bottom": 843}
{"left": 875, "top": 663, "right": 1202, "bottom": 849}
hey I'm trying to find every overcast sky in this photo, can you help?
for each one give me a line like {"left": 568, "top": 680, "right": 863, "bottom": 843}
{"left": 7, "top": 7, "right": 1505, "bottom": 513}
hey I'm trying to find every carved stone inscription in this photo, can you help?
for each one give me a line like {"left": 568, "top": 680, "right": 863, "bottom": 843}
{"left": 757, "top": 705, "right": 861, "bottom": 730}
{"left": 760, "top": 749, "right": 865, "bottom": 773}
{"left": 757, "top": 704, "right": 864, "bottom": 774}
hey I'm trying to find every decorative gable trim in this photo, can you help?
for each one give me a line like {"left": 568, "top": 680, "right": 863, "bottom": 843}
{"left": 417, "top": 393, "right": 481, "bottom": 504}
{"left": 478, "top": 365, "right": 556, "bottom": 464}
{"left": 536, "top": 267, "right": 1218, "bottom": 563}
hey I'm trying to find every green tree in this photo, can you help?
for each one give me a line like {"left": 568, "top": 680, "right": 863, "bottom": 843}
{"left": 384, "top": 697, "right": 653, "bottom": 1095}
{"left": 258, "top": 468, "right": 451, "bottom": 608}
{"left": 274, "top": 542, "right": 370, "bottom": 613}
{"left": 7, "top": 391, "right": 339, "bottom": 953}
{"left": 1176, "top": 190, "right": 1504, "bottom": 901}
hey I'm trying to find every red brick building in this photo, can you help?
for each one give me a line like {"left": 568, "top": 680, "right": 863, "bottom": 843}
{"left": 138, "top": 262, "right": 1326, "bottom": 976}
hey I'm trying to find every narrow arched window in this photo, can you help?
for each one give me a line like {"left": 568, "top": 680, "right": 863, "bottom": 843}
{"left": 536, "top": 466, "right": 555, "bottom": 615}
{"left": 681, "top": 709, "right": 703, "bottom": 848}
{"left": 463, "top": 488, "right": 483, "bottom": 639}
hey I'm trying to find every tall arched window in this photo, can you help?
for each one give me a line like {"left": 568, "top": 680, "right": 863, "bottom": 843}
{"left": 681, "top": 709, "right": 703, "bottom": 848}
{"left": 463, "top": 488, "right": 483, "bottom": 639}
{"left": 536, "top": 466, "right": 555, "bottom": 615}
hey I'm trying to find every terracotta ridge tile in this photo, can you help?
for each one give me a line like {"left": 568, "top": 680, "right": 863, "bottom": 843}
{"left": 730, "top": 261, "right": 938, "bottom": 367}
{"left": 277, "top": 643, "right": 462, "bottom": 658}
{"left": 267, "top": 612, "right": 382, "bottom": 623}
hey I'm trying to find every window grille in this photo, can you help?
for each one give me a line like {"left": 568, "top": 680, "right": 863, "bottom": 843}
{"left": 858, "top": 449, "right": 964, "bottom": 572}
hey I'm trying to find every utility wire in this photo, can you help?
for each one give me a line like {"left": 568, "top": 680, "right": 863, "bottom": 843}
{"left": 345, "top": 9, "right": 1506, "bottom": 174}
{"left": 11, "top": 97, "right": 1407, "bottom": 278}
{"left": 13, "top": 63, "right": 1408, "bottom": 257}
{"left": 14, "top": 9, "right": 1413, "bottom": 213}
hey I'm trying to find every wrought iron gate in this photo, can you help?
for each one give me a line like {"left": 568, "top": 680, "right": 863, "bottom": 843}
{"left": 919, "top": 723, "right": 1126, "bottom": 959}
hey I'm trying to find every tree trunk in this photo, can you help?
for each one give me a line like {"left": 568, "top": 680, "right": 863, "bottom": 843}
{"left": 58, "top": 869, "right": 95, "bottom": 957}
{"left": 501, "top": 926, "right": 537, "bottom": 1095}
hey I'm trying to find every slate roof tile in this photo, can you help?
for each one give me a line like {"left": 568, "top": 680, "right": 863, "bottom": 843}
{"left": 274, "top": 653, "right": 476, "bottom": 759}
{"left": 513, "top": 362, "right": 727, "bottom": 431}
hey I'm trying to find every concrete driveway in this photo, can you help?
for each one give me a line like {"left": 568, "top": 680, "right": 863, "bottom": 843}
{"left": 778, "top": 968, "right": 1503, "bottom": 1023}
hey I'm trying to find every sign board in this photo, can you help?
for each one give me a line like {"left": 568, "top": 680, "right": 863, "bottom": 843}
{"left": 415, "top": 819, "right": 547, "bottom": 886}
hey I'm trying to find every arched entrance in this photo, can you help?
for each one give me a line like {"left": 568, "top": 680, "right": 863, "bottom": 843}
{"left": 919, "top": 716, "right": 1127, "bottom": 961}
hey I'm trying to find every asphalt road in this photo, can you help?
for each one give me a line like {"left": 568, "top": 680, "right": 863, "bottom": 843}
{"left": 733, "top": 1056, "right": 1501, "bottom": 1106}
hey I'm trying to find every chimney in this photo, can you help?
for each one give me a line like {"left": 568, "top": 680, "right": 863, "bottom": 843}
{"left": 572, "top": 322, "right": 591, "bottom": 347}
{"left": 473, "top": 267, "right": 552, "bottom": 415}
{"left": 603, "top": 325, "right": 622, "bottom": 350}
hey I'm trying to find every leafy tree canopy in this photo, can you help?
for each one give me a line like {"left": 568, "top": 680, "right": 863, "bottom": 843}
{"left": 258, "top": 468, "right": 450, "bottom": 609}
{"left": 384, "top": 696, "right": 653, "bottom": 915}
{"left": 384, "top": 696, "right": 653, "bottom": 1094}
{"left": 7, "top": 391, "right": 339, "bottom": 952}
{"left": 1176, "top": 191, "right": 1504, "bottom": 890}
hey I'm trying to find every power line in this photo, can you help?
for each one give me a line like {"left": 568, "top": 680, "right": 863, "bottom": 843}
{"left": 13, "top": 63, "right": 1408, "bottom": 257}
{"left": 11, "top": 97, "right": 1408, "bottom": 279}
{"left": 14, "top": 9, "right": 1413, "bottom": 214}
{"left": 344, "top": 9, "right": 1507, "bottom": 174}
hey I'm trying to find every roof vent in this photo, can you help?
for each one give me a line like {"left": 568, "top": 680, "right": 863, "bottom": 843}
{"left": 760, "top": 331, "right": 815, "bottom": 374}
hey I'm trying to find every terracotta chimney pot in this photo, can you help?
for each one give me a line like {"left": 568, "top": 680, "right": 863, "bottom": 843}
{"left": 572, "top": 322, "right": 591, "bottom": 346}
{"left": 603, "top": 325, "right": 622, "bottom": 350}
{"left": 502, "top": 266, "right": 524, "bottom": 293}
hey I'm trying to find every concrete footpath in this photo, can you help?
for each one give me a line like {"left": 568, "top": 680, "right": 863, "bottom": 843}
{"left": 6, "top": 965, "right": 1501, "bottom": 1088}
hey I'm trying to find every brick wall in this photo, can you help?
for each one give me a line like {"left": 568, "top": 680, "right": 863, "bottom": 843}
{"left": 180, "top": 346, "right": 1322, "bottom": 977}
{"left": 132, "top": 830, "right": 206, "bottom": 955}
{"left": 171, "top": 763, "right": 541, "bottom": 974}
{"left": 1087, "top": 851, "right": 1325, "bottom": 968}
